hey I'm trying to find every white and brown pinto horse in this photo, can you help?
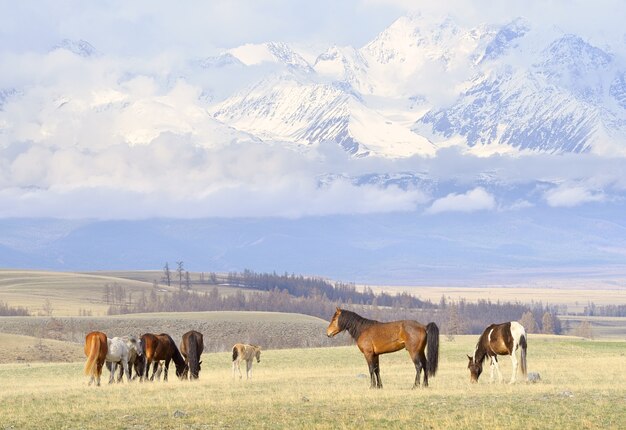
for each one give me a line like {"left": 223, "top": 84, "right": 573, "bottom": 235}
{"left": 467, "top": 321, "right": 527, "bottom": 383}
{"left": 232, "top": 343, "right": 261, "bottom": 380}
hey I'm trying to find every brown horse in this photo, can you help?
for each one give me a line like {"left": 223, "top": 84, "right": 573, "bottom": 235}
{"left": 84, "top": 331, "right": 107, "bottom": 386}
{"left": 180, "top": 330, "right": 204, "bottom": 380}
{"left": 467, "top": 321, "right": 527, "bottom": 383}
{"left": 326, "top": 307, "right": 439, "bottom": 389}
{"left": 140, "top": 333, "right": 186, "bottom": 381}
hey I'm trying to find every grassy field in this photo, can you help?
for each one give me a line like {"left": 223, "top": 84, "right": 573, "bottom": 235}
{"left": 0, "top": 270, "right": 247, "bottom": 317}
{"left": 0, "top": 335, "right": 624, "bottom": 429}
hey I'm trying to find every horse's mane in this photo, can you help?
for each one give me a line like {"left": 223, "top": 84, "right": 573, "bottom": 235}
{"left": 160, "top": 333, "right": 186, "bottom": 370}
{"left": 338, "top": 309, "right": 379, "bottom": 341}
{"left": 473, "top": 323, "right": 499, "bottom": 364}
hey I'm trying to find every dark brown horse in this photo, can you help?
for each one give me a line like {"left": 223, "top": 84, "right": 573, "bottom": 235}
{"left": 180, "top": 330, "right": 204, "bottom": 380}
{"left": 84, "top": 331, "right": 107, "bottom": 386}
{"left": 326, "top": 307, "right": 439, "bottom": 389}
{"left": 141, "top": 333, "right": 186, "bottom": 381}
{"left": 467, "top": 321, "right": 527, "bottom": 383}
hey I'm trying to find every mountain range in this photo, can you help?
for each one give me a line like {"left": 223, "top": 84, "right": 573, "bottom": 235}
{"left": 201, "top": 14, "right": 626, "bottom": 157}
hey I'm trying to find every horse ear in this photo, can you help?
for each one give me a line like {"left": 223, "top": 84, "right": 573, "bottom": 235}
{"left": 467, "top": 355, "right": 473, "bottom": 361}
{"left": 336, "top": 306, "right": 341, "bottom": 312}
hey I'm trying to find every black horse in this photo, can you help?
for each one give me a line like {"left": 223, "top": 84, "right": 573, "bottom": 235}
{"left": 181, "top": 330, "right": 204, "bottom": 380}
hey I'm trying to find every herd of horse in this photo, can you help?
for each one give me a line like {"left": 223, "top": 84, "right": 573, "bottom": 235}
{"left": 84, "top": 307, "right": 528, "bottom": 389}
{"left": 83, "top": 329, "right": 262, "bottom": 386}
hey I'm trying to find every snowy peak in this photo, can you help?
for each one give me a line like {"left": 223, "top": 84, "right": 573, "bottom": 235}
{"left": 228, "top": 42, "right": 313, "bottom": 73}
{"left": 537, "top": 34, "right": 613, "bottom": 102}
{"left": 480, "top": 17, "right": 530, "bottom": 63}
{"left": 53, "top": 39, "right": 98, "bottom": 57}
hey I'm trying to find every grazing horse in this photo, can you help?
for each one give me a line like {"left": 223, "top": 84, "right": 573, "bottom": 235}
{"left": 326, "top": 307, "right": 439, "bottom": 389}
{"left": 232, "top": 343, "right": 261, "bottom": 380}
{"left": 104, "top": 336, "right": 136, "bottom": 383}
{"left": 141, "top": 333, "right": 186, "bottom": 381}
{"left": 106, "top": 336, "right": 143, "bottom": 382}
{"left": 84, "top": 331, "right": 107, "bottom": 386}
{"left": 181, "top": 330, "right": 204, "bottom": 380}
{"left": 467, "top": 321, "right": 527, "bottom": 383}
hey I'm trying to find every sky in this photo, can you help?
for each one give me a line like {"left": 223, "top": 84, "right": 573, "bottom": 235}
{"left": 0, "top": 0, "right": 625, "bottom": 219}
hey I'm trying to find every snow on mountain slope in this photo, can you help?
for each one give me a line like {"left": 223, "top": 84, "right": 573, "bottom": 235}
{"left": 228, "top": 42, "right": 314, "bottom": 73}
{"left": 414, "top": 29, "right": 626, "bottom": 155}
{"left": 212, "top": 75, "right": 435, "bottom": 157}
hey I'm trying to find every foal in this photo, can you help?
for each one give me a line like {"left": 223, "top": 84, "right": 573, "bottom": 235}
{"left": 232, "top": 343, "right": 261, "bottom": 380}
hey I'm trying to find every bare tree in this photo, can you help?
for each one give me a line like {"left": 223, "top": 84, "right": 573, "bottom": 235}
{"left": 42, "top": 299, "right": 54, "bottom": 317}
{"left": 176, "top": 261, "right": 184, "bottom": 290}
{"left": 542, "top": 312, "right": 555, "bottom": 334}
{"left": 185, "top": 271, "right": 192, "bottom": 290}
{"left": 162, "top": 262, "right": 172, "bottom": 287}
{"left": 519, "top": 311, "right": 538, "bottom": 333}
{"left": 574, "top": 321, "right": 594, "bottom": 339}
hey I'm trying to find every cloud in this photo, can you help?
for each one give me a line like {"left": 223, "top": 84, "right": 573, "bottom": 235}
{"left": 544, "top": 184, "right": 606, "bottom": 207}
{"left": 426, "top": 187, "right": 496, "bottom": 214}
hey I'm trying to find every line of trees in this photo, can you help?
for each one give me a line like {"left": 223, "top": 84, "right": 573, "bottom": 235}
{"left": 0, "top": 301, "right": 29, "bottom": 316}
{"left": 582, "top": 302, "right": 626, "bottom": 317}
{"left": 106, "top": 277, "right": 562, "bottom": 335}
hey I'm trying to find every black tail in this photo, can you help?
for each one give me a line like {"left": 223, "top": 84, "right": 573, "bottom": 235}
{"left": 426, "top": 322, "right": 439, "bottom": 377}
{"left": 232, "top": 346, "right": 238, "bottom": 362}
{"left": 520, "top": 333, "right": 528, "bottom": 377}
{"left": 188, "top": 335, "right": 199, "bottom": 379}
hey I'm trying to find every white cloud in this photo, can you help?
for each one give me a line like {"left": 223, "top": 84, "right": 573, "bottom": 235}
{"left": 544, "top": 185, "right": 605, "bottom": 208}
{"left": 426, "top": 187, "right": 496, "bottom": 214}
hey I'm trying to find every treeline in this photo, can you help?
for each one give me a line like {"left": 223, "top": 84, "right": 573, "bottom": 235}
{"left": 0, "top": 301, "right": 29, "bottom": 316}
{"left": 108, "top": 287, "right": 336, "bottom": 321}
{"left": 582, "top": 302, "right": 626, "bottom": 317}
{"left": 106, "top": 280, "right": 562, "bottom": 335}
{"left": 227, "top": 269, "right": 434, "bottom": 309}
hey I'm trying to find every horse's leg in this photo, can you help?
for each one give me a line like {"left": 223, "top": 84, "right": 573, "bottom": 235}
{"left": 246, "top": 359, "right": 251, "bottom": 379}
{"left": 163, "top": 359, "right": 170, "bottom": 382}
{"left": 489, "top": 356, "right": 496, "bottom": 383}
{"left": 363, "top": 352, "right": 376, "bottom": 389}
{"left": 96, "top": 360, "right": 103, "bottom": 387}
{"left": 493, "top": 356, "right": 503, "bottom": 383}
{"left": 109, "top": 362, "right": 116, "bottom": 384}
{"left": 509, "top": 351, "right": 519, "bottom": 384}
{"left": 150, "top": 361, "right": 159, "bottom": 381}
{"left": 419, "top": 350, "right": 428, "bottom": 388}
{"left": 372, "top": 354, "right": 382, "bottom": 388}
{"left": 123, "top": 357, "right": 131, "bottom": 383}
{"left": 236, "top": 359, "right": 242, "bottom": 379}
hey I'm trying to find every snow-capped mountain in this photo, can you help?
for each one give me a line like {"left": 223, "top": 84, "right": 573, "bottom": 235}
{"left": 207, "top": 14, "right": 625, "bottom": 157}
{"left": 213, "top": 74, "right": 435, "bottom": 157}
{"left": 5, "top": 14, "right": 625, "bottom": 158}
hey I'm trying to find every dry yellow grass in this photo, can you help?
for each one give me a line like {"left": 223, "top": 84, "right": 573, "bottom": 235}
{"left": 0, "top": 335, "right": 624, "bottom": 429}
{"left": 0, "top": 269, "right": 260, "bottom": 316}
{"left": 367, "top": 284, "right": 626, "bottom": 313}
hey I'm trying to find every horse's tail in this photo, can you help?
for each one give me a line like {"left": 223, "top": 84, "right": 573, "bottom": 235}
{"left": 520, "top": 332, "right": 528, "bottom": 377}
{"left": 232, "top": 345, "right": 238, "bottom": 362}
{"left": 188, "top": 335, "right": 199, "bottom": 378}
{"left": 84, "top": 335, "right": 101, "bottom": 376}
{"left": 426, "top": 322, "right": 439, "bottom": 377}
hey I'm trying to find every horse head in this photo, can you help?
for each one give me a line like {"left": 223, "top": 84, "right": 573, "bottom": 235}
{"left": 326, "top": 307, "right": 343, "bottom": 337}
{"left": 467, "top": 355, "right": 483, "bottom": 383}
